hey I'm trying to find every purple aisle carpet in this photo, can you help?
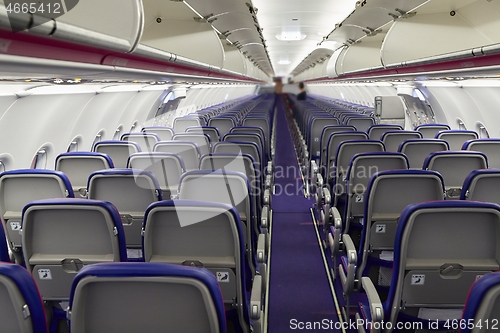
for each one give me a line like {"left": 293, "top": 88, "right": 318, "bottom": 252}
{"left": 267, "top": 95, "right": 342, "bottom": 333}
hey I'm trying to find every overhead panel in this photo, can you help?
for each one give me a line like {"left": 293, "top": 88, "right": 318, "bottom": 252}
{"left": 54, "top": 0, "right": 144, "bottom": 52}
{"left": 140, "top": 0, "right": 224, "bottom": 69}
{"left": 326, "top": 0, "right": 429, "bottom": 46}
{"left": 183, "top": 0, "right": 273, "bottom": 76}
{"left": 326, "top": 47, "right": 345, "bottom": 78}
{"left": 381, "top": 0, "right": 500, "bottom": 66}
{"left": 339, "top": 39, "right": 385, "bottom": 74}
{"left": 0, "top": 0, "right": 144, "bottom": 53}
{"left": 222, "top": 43, "right": 246, "bottom": 74}
{"left": 291, "top": 48, "right": 333, "bottom": 78}
{"left": 290, "top": 0, "right": 429, "bottom": 80}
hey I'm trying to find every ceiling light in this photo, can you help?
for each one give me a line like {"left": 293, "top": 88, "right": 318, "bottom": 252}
{"left": 276, "top": 32, "right": 306, "bottom": 41}
{"left": 277, "top": 60, "right": 292, "bottom": 65}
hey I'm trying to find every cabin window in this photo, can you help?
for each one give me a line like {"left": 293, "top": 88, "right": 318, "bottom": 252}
{"left": 31, "top": 149, "right": 47, "bottom": 169}
{"left": 0, "top": 161, "right": 5, "bottom": 173}
{"left": 130, "top": 121, "right": 138, "bottom": 132}
{"left": 413, "top": 88, "right": 427, "bottom": 102}
{"left": 163, "top": 91, "right": 174, "bottom": 104}
{"left": 67, "top": 136, "right": 82, "bottom": 152}
{"left": 113, "top": 126, "right": 123, "bottom": 140}
{"left": 67, "top": 141, "right": 78, "bottom": 152}
{"left": 91, "top": 131, "right": 104, "bottom": 150}
{"left": 477, "top": 122, "right": 490, "bottom": 138}
{"left": 155, "top": 91, "right": 182, "bottom": 118}
{"left": 457, "top": 118, "right": 467, "bottom": 130}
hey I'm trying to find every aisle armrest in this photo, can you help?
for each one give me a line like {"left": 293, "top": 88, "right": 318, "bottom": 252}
{"left": 263, "top": 189, "right": 271, "bottom": 206}
{"left": 328, "top": 206, "right": 342, "bottom": 259}
{"left": 361, "top": 277, "right": 384, "bottom": 331}
{"left": 339, "top": 234, "right": 357, "bottom": 297}
{"left": 257, "top": 233, "right": 266, "bottom": 263}
{"left": 250, "top": 275, "right": 263, "bottom": 320}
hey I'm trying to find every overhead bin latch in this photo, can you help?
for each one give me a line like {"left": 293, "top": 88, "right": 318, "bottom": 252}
{"left": 193, "top": 14, "right": 217, "bottom": 24}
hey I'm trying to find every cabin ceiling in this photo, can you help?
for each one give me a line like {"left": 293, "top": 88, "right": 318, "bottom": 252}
{"left": 2, "top": 0, "right": 500, "bottom": 83}
{"left": 178, "top": 0, "right": 432, "bottom": 78}
{"left": 178, "top": 0, "right": 360, "bottom": 78}
{"left": 249, "top": 0, "right": 358, "bottom": 78}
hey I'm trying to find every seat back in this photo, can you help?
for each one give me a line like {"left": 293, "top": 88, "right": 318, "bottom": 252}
{"left": 126, "top": 152, "right": 185, "bottom": 198}
{"left": 461, "top": 169, "right": 500, "bottom": 205}
{"left": 381, "top": 131, "right": 423, "bottom": 152}
{"left": 186, "top": 126, "right": 220, "bottom": 143}
{"left": 435, "top": 130, "right": 478, "bottom": 150}
{"left": 367, "top": 124, "right": 403, "bottom": 140}
{"left": 415, "top": 124, "right": 451, "bottom": 138}
{"left": 0, "top": 170, "right": 74, "bottom": 250}
{"left": 462, "top": 138, "right": 500, "bottom": 168}
{"left": 141, "top": 126, "right": 174, "bottom": 141}
{"left": 344, "top": 153, "right": 409, "bottom": 224}
{"left": 325, "top": 132, "right": 369, "bottom": 170}
{"left": 22, "top": 199, "right": 127, "bottom": 300}
{"left": 398, "top": 139, "right": 449, "bottom": 169}
{"left": 358, "top": 170, "right": 445, "bottom": 284}
{"left": 142, "top": 200, "right": 249, "bottom": 331}
{"left": 153, "top": 141, "right": 200, "bottom": 171}
{"left": 346, "top": 116, "right": 375, "bottom": 132}
{"left": 178, "top": 171, "right": 255, "bottom": 261}
{"left": 121, "top": 132, "right": 160, "bottom": 152}
{"left": 213, "top": 141, "right": 262, "bottom": 172}
{"left": 173, "top": 117, "right": 201, "bottom": 133}
{"left": 87, "top": 169, "right": 162, "bottom": 248}
{"left": 208, "top": 117, "right": 236, "bottom": 137}
{"left": 93, "top": 140, "right": 141, "bottom": 168}
{"left": 461, "top": 271, "right": 500, "bottom": 333}
{"left": 230, "top": 126, "right": 268, "bottom": 157}
{"left": 423, "top": 151, "right": 488, "bottom": 198}
{"left": 320, "top": 125, "right": 356, "bottom": 164}
{"left": 223, "top": 133, "right": 264, "bottom": 163}
{"left": 69, "top": 262, "right": 226, "bottom": 333}
{"left": 200, "top": 153, "right": 259, "bottom": 193}
{"left": 385, "top": 201, "right": 500, "bottom": 326}
{"left": 55, "top": 152, "right": 114, "bottom": 197}
{"left": 329, "top": 140, "right": 385, "bottom": 193}
{"left": 231, "top": 126, "right": 265, "bottom": 142}
{"left": 0, "top": 263, "right": 48, "bottom": 333}
{"left": 308, "top": 116, "right": 339, "bottom": 160}
{"left": 243, "top": 117, "right": 270, "bottom": 150}
{"left": 173, "top": 133, "right": 211, "bottom": 155}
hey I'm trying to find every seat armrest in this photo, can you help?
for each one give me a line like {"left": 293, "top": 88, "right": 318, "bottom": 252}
{"left": 315, "top": 174, "right": 323, "bottom": 211}
{"left": 310, "top": 160, "right": 319, "bottom": 194}
{"left": 322, "top": 186, "right": 331, "bottom": 221}
{"left": 331, "top": 206, "right": 341, "bottom": 228}
{"left": 361, "top": 277, "right": 384, "bottom": 323}
{"left": 257, "top": 234, "right": 266, "bottom": 263}
{"left": 265, "top": 174, "right": 273, "bottom": 190}
{"left": 263, "top": 189, "right": 271, "bottom": 206}
{"left": 260, "top": 206, "right": 269, "bottom": 230}
{"left": 328, "top": 207, "right": 343, "bottom": 258}
{"left": 339, "top": 234, "right": 357, "bottom": 297}
{"left": 323, "top": 186, "right": 331, "bottom": 206}
{"left": 266, "top": 161, "right": 273, "bottom": 175}
{"left": 250, "top": 275, "right": 263, "bottom": 320}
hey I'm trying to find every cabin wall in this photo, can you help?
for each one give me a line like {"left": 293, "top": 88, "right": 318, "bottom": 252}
{"left": 305, "top": 80, "right": 500, "bottom": 137}
{"left": 307, "top": 83, "right": 397, "bottom": 107}
{"left": 417, "top": 83, "right": 500, "bottom": 136}
{"left": 0, "top": 83, "right": 257, "bottom": 170}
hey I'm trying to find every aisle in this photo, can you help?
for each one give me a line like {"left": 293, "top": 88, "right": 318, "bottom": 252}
{"left": 267, "top": 95, "right": 341, "bottom": 332}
